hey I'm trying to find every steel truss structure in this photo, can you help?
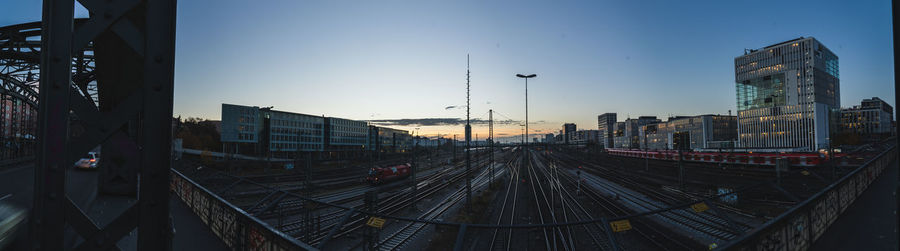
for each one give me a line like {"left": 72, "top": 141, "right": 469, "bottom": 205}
{"left": 0, "top": 21, "right": 91, "bottom": 160}
{"left": 26, "top": 0, "right": 177, "bottom": 250}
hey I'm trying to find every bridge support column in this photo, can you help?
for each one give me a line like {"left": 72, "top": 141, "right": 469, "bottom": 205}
{"left": 30, "top": 0, "right": 178, "bottom": 250}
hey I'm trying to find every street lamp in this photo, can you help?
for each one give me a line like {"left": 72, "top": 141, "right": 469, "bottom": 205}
{"left": 516, "top": 73, "right": 536, "bottom": 153}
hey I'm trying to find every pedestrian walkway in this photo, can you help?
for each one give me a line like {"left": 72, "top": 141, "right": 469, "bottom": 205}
{"left": 810, "top": 159, "right": 898, "bottom": 250}
{"left": 0, "top": 163, "right": 226, "bottom": 250}
{"left": 83, "top": 193, "right": 228, "bottom": 250}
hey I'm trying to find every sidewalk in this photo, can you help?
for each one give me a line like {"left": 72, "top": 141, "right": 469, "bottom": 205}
{"left": 810, "top": 158, "right": 898, "bottom": 250}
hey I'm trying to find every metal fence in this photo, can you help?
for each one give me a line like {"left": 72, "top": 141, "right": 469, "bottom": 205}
{"left": 722, "top": 145, "right": 897, "bottom": 250}
{"left": 170, "top": 169, "right": 318, "bottom": 251}
{"left": 171, "top": 145, "right": 896, "bottom": 250}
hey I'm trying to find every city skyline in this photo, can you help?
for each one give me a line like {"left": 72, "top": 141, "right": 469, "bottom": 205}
{"left": 2, "top": 0, "right": 894, "bottom": 140}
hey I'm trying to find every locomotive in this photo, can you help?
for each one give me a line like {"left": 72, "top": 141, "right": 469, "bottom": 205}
{"left": 366, "top": 164, "right": 411, "bottom": 185}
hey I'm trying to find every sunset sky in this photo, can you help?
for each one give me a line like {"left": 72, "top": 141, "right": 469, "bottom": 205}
{"left": 3, "top": 0, "right": 894, "bottom": 142}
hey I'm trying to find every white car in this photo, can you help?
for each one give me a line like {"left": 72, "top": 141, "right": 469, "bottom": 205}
{"left": 74, "top": 152, "right": 100, "bottom": 170}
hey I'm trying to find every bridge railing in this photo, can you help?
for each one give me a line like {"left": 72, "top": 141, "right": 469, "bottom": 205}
{"left": 722, "top": 145, "right": 897, "bottom": 250}
{"left": 170, "top": 168, "right": 318, "bottom": 251}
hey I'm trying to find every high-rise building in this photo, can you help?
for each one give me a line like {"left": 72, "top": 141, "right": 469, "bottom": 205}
{"left": 841, "top": 97, "right": 894, "bottom": 136}
{"left": 735, "top": 37, "right": 840, "bottom": 152}
{"left": 598, "top": 113, "right": 617, "bottom": 148}
{"left": 563, "top": 123, "right": 577, "bottom": 144}
{"left": 544, "top": 133, "right": 554, "bottom": 144}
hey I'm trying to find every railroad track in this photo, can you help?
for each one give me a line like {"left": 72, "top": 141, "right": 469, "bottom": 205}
{"left": 538, "top": 151, "right": 699, "bottom": 250}
{"left": 277, "top": 164, "right": 463, "bottom": 235}
{"left": 529, "top": 152, "right": 609, "bottom": 250}
{"left": 377, "top": 160, "right": 507, "bottom": 250}
{"left": 487, "top": 152, "right": 522, "bottom": 251}
{"left": 523, "top": 151, "right": 567, "bottom": 250}
{"left": 548, "top": 152, "right": 744, "bottom": 245}
{"left": 306, "top": 150, "right": 501, "bottom": 246}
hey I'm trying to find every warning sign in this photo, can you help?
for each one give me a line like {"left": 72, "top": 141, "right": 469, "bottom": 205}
{"left": 366, "top": 217, "right": 386, "bottom": 228}
{"left": 609, "top": 220, "right": 632, "bottom": 232}
{"left": 691, "top": 202, "right": 709, "bottom": 213}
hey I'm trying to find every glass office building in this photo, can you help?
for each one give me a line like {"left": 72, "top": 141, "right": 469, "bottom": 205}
{"left": 597, "top": 113, "right": 616, "bottom": 148}
{"left": 221, "top": 103, "right": 409, "bottom": 157}
{"left": 734, "top": 37, "right": 840, "bottom": 152}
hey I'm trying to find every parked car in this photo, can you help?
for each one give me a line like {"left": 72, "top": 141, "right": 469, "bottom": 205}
{"left": 74, "top": 152, "right": 100, "bottom": 170}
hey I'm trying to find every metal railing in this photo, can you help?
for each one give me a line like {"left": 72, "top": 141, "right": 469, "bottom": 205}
{"left": 721, "top": 145, "right": 897, "bottom": 250}
{"left": 171, "top": 145, "right": 896, "bottom": 250}
{"left": 170, "top": 169, "right": 318, "bottom": 250}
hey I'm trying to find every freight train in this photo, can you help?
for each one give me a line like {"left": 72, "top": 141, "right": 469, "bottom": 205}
{"left": 366, "top": 164, "right": 411, "bottom": 185}
{"left": 606, "top": 149, "right": 849, "bottom": 167}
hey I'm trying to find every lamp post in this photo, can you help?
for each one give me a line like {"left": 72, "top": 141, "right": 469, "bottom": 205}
{"left": 520, "top": 125, "right": 525, "bottom": 146}
{"left": 516, "top": 73, "right": 536, "bottom": 155}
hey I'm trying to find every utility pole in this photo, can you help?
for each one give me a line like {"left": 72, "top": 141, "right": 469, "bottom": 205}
{"left": 521, "top": 125, "right": 525, "bottom": 146}
{"left": 453, "top": 134, "right": 457, "bottom": 163}
{"left": 364, "top": 190, "right": 378, "bottom": 250}
{"left": 489, "top": 109, "right": 494, "bottom": 188}
{"left": 678, "top": 146, "right": 685, "bottom": 190}
{"left": 304, "top": 152, "right": 313, "bottom": 243}
{"left": 465, "top": 54, "right": 472, "bottom": 211}
{"left": 411, "top": 128, "right": 419, "bottom": 210}
{"left": 431, "top": 135, "right": 436, "bottom": 169}
{"left": 645, "top": 152, "right": 649, "bottom": 172}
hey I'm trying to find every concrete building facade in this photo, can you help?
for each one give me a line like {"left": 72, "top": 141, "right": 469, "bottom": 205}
{"left": 841, "top": 97, "right": 894, "bottom": 136}
{"left": 597, "top": 113, "right": 617, "bottom": 148}
{"left": 613, "top": 122, "right": 628, "bottom": 148}
{"left": 563, "top": 123, "right": 577, "bottom": 144}
{"left": 220, "top": 103, "right": 409, "bottom": 157}
{"left": 574, "top": 130, "right": 600, "bottom": 144}
{"left": 640, "top": 115, "right": 737, "bottom": 150}
{"left": 617, "top": 116, "right": 660, "bottom": 149}
{"left": 735, "top": 37, "right": 840, "bottom": 152}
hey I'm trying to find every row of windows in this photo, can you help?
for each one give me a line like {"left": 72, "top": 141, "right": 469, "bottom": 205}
{"left": 331, "top": 125, "right": 367, "bottom": 133}
{"left": 273, "top": 119, "right": 322, "bottom": 129}
{"left": 237, "top": 133, "right": 254, "bottom": 140}
{"left": 738, "top": 112, "right": 817, "bottom": 150}
{"left": 271, "top": 134, "right": 322, "bottom": 143}
{"left": 271, "top": 143, "right": 322, "bottom": 151}
{"left": 272, "top": 127, "right": 322, "bottom": 136}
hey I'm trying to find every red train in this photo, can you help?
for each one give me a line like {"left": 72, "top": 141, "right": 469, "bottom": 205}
{"left": 606, "top": 149, "right": 849, "bottom": 167}
{"left": 366, "top": 164, "right": 411, "bottom": 185}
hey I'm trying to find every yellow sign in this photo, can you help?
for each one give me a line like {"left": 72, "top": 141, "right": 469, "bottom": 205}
{"left": 609, "top": 220, "right": 632, "bottom": 232}
{"left": 691, "top": 202, "right": 710, "bottom": 213}
{"left": 801, "top": 170, "right": 810, "bottom": 176}
{"left": 366, "top": 217, "right": 386, "bottom": 228}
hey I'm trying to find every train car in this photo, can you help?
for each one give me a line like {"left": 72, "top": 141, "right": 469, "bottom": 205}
{"left": 366, "top": 164, "right": 411, "bottom": 185}
{"left": 605, "top": 148, "right": 842, "bottom": 167}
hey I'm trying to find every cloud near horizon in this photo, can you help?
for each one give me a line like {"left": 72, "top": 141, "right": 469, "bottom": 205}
{"left": 368, "top": 117, "right": 539, "bottom": 127}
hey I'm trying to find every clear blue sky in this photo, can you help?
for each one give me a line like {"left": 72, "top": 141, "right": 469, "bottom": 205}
{"left": 2, "top": 0, "right": 894, "bottom": 141}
